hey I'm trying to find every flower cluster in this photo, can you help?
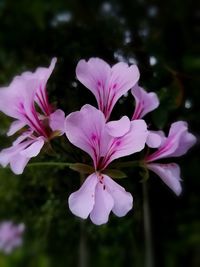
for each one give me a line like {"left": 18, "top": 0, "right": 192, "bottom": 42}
{"left": 0, "top": 57, "right": 196, "bottom": 226}
{"left": 0, "top": 58, "right": 65, "bottom": 174}
{"left": 0, "top": 221, "right": 25, "bottom": 254}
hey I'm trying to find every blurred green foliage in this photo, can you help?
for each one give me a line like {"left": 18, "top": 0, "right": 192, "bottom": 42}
{"left": 0, "top": 0, "right": 199, "bottom": 266}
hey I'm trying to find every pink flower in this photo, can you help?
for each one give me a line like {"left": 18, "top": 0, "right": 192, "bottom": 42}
{"left": 76, "top": 58, "right": 140, "bottom": 120}
{"left": 68, "top": 173, "right": 133, "bottom": 225}
{"left": 130, "top": 85, "right": 160, "bottom": 149}
{"left": 0, "top": 58, "right": 57, "bottom": 136}
{"left": 146, "top": 122, "right": 196, "bottom": 162}
{"left": 65, "top": 104, "right": 148, "bottom": 225}
{"left": 0, "top": 221, "right": 25, "bottom": 254}
{"left": 0, "top": 59, "right": 65, "bottom": 174}
{"left": 145, "top": 121, "right": 196, "bottom": 195}
{"left": 16, "top": 57, "right": 57, "bottom": 116}
{"left": 0, "top": 131, "right": 45, "bottom": 174}
{"left": 131, "top": 84, "right": 159, "bottom": 120}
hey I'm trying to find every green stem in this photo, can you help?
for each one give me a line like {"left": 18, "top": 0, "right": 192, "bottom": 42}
{"left": 113, "top": 160, "right": 141, "bottom": 169}
{"left": 27, "top": 162, "right": 71, "bottom": 168}
{"left": 143, "top": 182, "right": 154, "bottom": 267}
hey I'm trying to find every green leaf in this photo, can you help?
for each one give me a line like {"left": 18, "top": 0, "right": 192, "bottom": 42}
{"left": 103, "top": 169, "right": 127, "bottom": 179}
{"left": 69, "top": 163, "right": 94, "bottom": 174}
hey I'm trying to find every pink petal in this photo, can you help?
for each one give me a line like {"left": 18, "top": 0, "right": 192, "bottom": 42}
{"left": 10, "top": 155, "right": 30, "bottom": 175}
{"left": 103, "top": 119, "right": 148, "bottom": 168}
{"left": 106, "top": 116, "right": 130, "bottom": 137}
{"left": 104, "top": 175, "right": 133, "bottom": 216}
{"left": 0, "top": 78, "right": 47, "bottom": 137}
{"left": 65, "top": 105, "right": 107, "bottom": 168}
{"left": 12, "top": 131, "right": 33, "bottom": 146}
{"left": 0, "top": 78, "right": 36, "bottom": 119}
{"left": 169, "top": 121, "right": 196, "bottom": 157}
{"left": 7, "top": 120, "right": 26, "bottom": 136}
{"left": 68, "top": 173, "right": 98, "bottom": 219}
{"left": 131, "top": 85, "right": 159, "bottom": 119}
{"left": 17, "top": 57, "right": 55, "bottom": 115}
{"left": 20, "top": 137, "right": 44, "bottom": 157}
{"left": 107, "top": 62, "right": 140, "bottom": 119}
{"left": 0, "top": 140, "right": 31, "bottom": 167}
{"left": 146, "top": 121, "right": 196, "bottom": 162}
{"left": 65, "top": 106, "right": 148, "bottom": 171}
{"left": 21, "top": 58, "right": 56, "bottom": 83}
{"left": 33, "top": 58, "right": 56, "bottom": 115}
{"left": 147, "top": 163, "right": 182, "bottom": 196}
{"left": 76, "top": 58, "right": 110, "bottom": 106}
{"left": 76, "top": 58, "right": 139, "bottom": 120}
{"left": 0, "top": 136, "right": 43, "bottom": 175}
{"left": 0, "top": 221, "right": 24, "bottom": 253}
{"left": 0, "top": 59, "right": 56, "bottom": 136}
{"left": 0, "top": 147, "right": 16, "bottom": 167}
{"left": 90, "top": 182, "right": 114, "bottom": 225}
{"left": 49, "top": 109, "right": 66, "bottom": 135}
{"left": 146, "top": 131, "right": 163, "bottom": 148}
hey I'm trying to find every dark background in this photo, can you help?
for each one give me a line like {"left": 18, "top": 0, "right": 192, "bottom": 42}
{"left": 0, "top": 0, "right": 199, "bottom": 266}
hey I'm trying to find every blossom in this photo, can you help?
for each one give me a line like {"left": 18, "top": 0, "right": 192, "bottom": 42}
{"left": 130, "top": 85, "right": 160, "bottom": 148}
{"left": 145, "top": 121, "right": 196, "bottom": 195}
{"left": 65, "top": 104, "right": 148, "bottom": 225}
{"left": 19, "top": 57, "right": 57, "bottom": 116}
{"left": 0, "top": 58, "right": 65, "bottom": 174}
{"left": 76, "top": 57, "right": 140, "bottom": 120}
{"left": 0, "top": 131, "right": 45, "bottom": 174}
{"left": 0, "top": 221, "right": 25, "bottom": 254}
{"left": 131, "top": 84, "right": 159, "bottom": 120}
{"left": 0, "top": 58, "right": 57, "bottom": 136}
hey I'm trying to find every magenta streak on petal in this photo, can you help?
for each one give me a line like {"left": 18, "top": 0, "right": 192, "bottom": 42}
{"left": 44, "top": 86, "right": 52, "bottom": 114}
{"left": 146, "top": 135, "right": 176, "bottom": 162}
{"left": 99, "top": 150, "right": 115, "bottom": 170}
{"left": 36, "top": 92, "right": 46, "bottom": 115}
{"left": 19, "top": 102, "right": 48, "bottom": 138}
{"left": 106, "top": 91, "right": 116, "bottom": 120}
{"left": 132, "top": 101, "right": 144, "bottom": 120}
{"left": 92, "top": 147, "right": 98, "bottom": 169}
{"left": 98, "top": 138, "right": 121, "bottom": 170}
{"left": 104, "top": 84, "right": 112, "bottom": 119}
{"left": 36, "top": 85, "right": 51, "bottom": 116}
{"left": 102, "top": 83, "right": 107, "bottom": 115}
{"left": 31, "top": 105, "right": 49, "bottom": 137}
{"left": 97, "top": 82, "right": 103, "bottom": 111}
{"left": 81, "top": 129, "right": 101, "bottom": 169}
{"left": 97, "top": 80, "right": 107, "bottom": 117}
{"left": 105, "top": 83, "right": 117, "bottom": 118}
{"left": 90, "top": 133, "right": 101, "bottom": 169}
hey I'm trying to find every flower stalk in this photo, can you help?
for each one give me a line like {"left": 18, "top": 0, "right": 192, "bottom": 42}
{"left": 143, "top": 181, "right": 154, "bottom": 267}
{"left": 27, "top": 162, "right": 71, "bottom": 168}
